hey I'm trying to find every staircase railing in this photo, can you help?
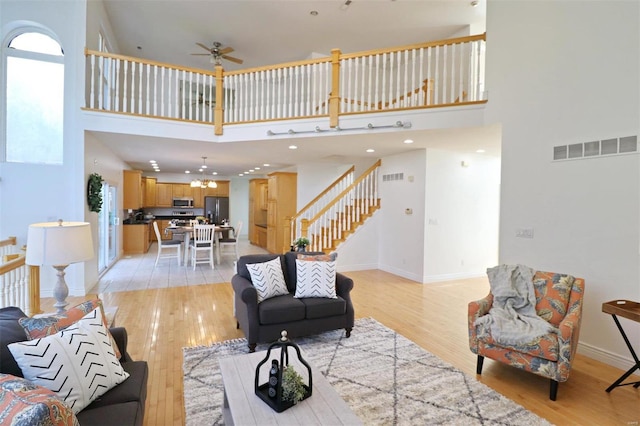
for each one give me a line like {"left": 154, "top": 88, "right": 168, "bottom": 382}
{"left": 0, "top": 255, "right": 41, "bottom": 316}
{"left": 290, "top": 166, "right": 355, "bottom": 246}
{"left": 84, "top": 33, "right": 486, "bottom": 135}
{"left": 0, "top": 236, "right": 17, "bottom": 260}
{"left": 301, "top": 160, "right": 381, "bottom": 252}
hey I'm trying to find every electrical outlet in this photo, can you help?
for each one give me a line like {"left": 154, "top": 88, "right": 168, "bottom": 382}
{"left": 515, "top": 228, "right": 534, "bottom": 238}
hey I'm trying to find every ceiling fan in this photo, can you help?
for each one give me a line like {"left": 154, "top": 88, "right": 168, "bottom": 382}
{"left": 192, "top": 41, "right": 244, "bottom": 65}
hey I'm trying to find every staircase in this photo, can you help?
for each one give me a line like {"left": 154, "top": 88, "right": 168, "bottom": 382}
{"left": 290, "top": 160, "right": 381, "bottom": 253}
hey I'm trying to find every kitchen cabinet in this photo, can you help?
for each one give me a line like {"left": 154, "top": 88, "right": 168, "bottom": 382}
{"left": 266, "top": 172, "right": 297, "bottom": 254}
{"left": 259, "top": 182, "right": 268, "bottom": 210}
{"left": 123, "top": 223, "right": 151, "bottom": 254}
{"left": 156, "top": 183, "right": 173, "bottom": 207}
{"left": 144, "top": 177, "right": 157, "bottom": 207}
{"left": 256, "top": 226, "right": 267, "bottom": 248}
{"left": 192, "top": 186, "right": 204, "bottom": 208}
{"left": 249, "top": 179, "right": 268, "bottom": 246}
{"left": 204, "top": 181, "right": 229, "bottom": 197}
{"left": 123, "top": 170, "right": 143, "bottom": 210}
{"left": 172, "top": 184, "right": 190, "bottom": 198}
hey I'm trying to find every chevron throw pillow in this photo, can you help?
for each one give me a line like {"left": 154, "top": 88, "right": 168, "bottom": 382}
{"left": 246, "top": 257, "right": 289, "bottom": 303}
{"left": 8, "top": 308, "right": 130, "bottom": 414}
{"left": 294, "top": 259, "right": 337, "bottom": 299}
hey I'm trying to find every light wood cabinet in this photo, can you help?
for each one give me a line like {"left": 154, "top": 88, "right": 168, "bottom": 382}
{"left": 192, "top": 186, "right": 204, "bottom": 208}
{"left": 156, "top": 183, "right": 173, "bottom": 207}
{"left": 172, "top": 184, "right": 189, "bottom": 198}
{"left": 158, "top": 220, "right": 173, "bottom": 240}
{"left": 259, "top": 182, "right": 268, "bottom": 210}
{"left": 144, "top": 177, "right": 157, "bottom": 207}
{"left": 204, "top": 181, "right": 230, "bottom": 197}
{"left": 249, "top": 179, "right": 268, "bottom": 246}
{"left": 123, "top": 224, "right": 151, "bottom": 254}
{"left": 266, "top": 172, "right": 297, "bottom": 254}
{"left": 123, "top": 170, "right": 143, "bottom": 210}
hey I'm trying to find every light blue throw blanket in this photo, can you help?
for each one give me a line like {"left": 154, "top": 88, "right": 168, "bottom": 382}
{"left": 475, "top": 264, "right": 555, "bottom": 346}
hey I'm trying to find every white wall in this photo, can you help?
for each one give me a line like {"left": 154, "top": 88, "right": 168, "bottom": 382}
{"left": 83, "top": 132, "right": 128, "bottom": 294}
{"left": 378, "top": 150, "right": 427, "bottom": 282}
{"left": 424, "top": 148, "right": 500, "bottom": 282}
{"left": 0, "top": 0, "right": 88, "bottom": 296}
{"left": 486, "top": 0, "right": 640, "bottom": 368}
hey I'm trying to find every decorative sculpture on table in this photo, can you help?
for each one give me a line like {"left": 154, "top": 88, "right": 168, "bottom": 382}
{"left": 254, "top": 330, "right": 312, "bottom": 412}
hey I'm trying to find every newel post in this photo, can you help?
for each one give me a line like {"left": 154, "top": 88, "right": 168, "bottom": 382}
{"left": 300, "top": 219, "right": 310, "bottom": 249}
{"left": 329, "top": 48, "right": 341, "bottom": 128}
{"left": 214, "top": 65, "right": 224, "bottom": 135}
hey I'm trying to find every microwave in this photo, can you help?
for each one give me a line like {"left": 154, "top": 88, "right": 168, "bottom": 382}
{"left": 172, "top": 197, "right": 194, "bottom": 208}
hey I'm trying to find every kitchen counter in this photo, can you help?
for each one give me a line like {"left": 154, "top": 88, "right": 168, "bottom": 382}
{"left": 123, "top": 220, "right": 152, "bottom": 225}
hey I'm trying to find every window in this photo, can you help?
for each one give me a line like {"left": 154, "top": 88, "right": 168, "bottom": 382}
{"left": 4, "top": 31, "right": 64, "bottom": 164}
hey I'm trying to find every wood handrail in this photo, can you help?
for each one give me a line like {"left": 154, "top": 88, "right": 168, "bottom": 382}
{"left": 0, "top": 236, "right": 16, "bottom": 248}
{"left": 378, "top": 79, "right": 433, "bottom": 109}
{"left": 224, "top": 57, "right": 332, "bottom": 77}
{"left": 0, "top": 254, "right": 25, "bottom": 274}
{"left": 85, "top": 48, "right": 217, "bottom": 76}
{"left": 307, "top": 159, "right": 381, "bottom": 225}
{"left": 340, "top": 33, "right": 486, "bottom": 60}
{"left": 292, "top": 165, "right": 355, "bottom": 222}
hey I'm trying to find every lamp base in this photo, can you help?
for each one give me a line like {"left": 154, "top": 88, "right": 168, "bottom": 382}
{"left": 52, "top": 265, "right": 70, "bottom": 315}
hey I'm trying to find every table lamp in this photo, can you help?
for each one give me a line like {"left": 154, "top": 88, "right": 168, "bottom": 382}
{"left": 26, "top": 220, "right": 94, "bottom": 314}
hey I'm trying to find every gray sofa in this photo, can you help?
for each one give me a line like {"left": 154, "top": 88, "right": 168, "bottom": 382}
{"left": 0, "top": 306, "right": 148, "bottom": 425}
{"left": 232, "top": 252, "right": 355, "bottom": 352}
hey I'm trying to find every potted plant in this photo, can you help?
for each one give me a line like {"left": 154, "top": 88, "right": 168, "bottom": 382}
{"left": 281, "top": 366, "right": 306, "bottom": 404}
{"left": 294, "top": 237, "right": 310, "bottom": 252}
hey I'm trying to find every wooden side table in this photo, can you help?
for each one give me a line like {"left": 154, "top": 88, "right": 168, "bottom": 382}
{"left": 601, "top": 300, "right": 640, "bottom": 392}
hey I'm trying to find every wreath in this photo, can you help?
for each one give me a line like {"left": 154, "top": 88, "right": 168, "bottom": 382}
{"left": 87, "top": 173, "right": 103, "bottom": 213}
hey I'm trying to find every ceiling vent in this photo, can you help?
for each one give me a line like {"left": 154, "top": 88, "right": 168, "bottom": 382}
{"left": 553, "top": 135, "right": 638, "bottom": 161}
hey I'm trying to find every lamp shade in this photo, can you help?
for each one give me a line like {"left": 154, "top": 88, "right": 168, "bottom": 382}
{"left": 26, "top": 221, "right": 94, "bottom": 266}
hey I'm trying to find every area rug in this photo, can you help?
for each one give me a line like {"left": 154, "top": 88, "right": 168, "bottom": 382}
{"left": 183, "top": 317, "right": 551, "bottom": 425}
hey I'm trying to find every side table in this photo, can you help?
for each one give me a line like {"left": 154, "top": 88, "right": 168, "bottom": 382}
{"left": 601, "top": 300, "right": 640, "bottom": 392}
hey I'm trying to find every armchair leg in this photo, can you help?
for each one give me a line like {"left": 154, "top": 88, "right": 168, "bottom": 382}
{"left": 236, "top": 321, "right": 240, "bottom": 329}
{"left": 248, "top": 343, "right": 257, "bottom": 353}
{"left": 476, "top": 355, "right": 484, "bottom": 375}
{"left": 345, "top": 328, "right": 352, "bottom": 338}
{"left": 550, "top": 379, "right": 558, "bottom": 401}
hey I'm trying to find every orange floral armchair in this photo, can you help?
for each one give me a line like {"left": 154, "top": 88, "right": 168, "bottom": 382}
{"left": 468, "top": 270, "right": 585, "bottom": 400}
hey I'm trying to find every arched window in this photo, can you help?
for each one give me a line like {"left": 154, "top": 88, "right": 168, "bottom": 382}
{"left": 3, "top": 30, "right": 64, "bottom": 164}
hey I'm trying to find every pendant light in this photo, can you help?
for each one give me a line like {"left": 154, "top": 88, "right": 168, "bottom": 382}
{"left": 190, "top": 156, "right": 217, "bottom": 189}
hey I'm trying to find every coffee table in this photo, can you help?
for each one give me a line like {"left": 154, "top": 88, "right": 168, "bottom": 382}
{"left": 219, "top": 350, "right": 362, "bottom": 425}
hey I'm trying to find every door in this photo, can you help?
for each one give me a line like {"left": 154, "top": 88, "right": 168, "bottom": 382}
{"left": 98, "top": 183, "right": 118, "bottom": 273}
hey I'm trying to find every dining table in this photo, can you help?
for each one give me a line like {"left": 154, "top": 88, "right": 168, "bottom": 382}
{"left": 165, "top": 225, "right": 234, "bottom": 266}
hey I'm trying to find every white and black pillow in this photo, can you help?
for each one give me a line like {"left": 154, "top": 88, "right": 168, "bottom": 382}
{"left": 246, "top": 257, "right": 289, "bottom": 303}
{"left": 294, "top": 260, "right": 337, "bottom": 299}
{"left": 8, "top": 308, "right": 129, "bottom": 414}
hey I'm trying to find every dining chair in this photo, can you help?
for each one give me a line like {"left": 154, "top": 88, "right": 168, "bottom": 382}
{"left": 152, "top": 221, "right": 182, "bottom": 267}
{"left": 190, "top": 224, "right": 215, "bottom": 269}
{"left": 218, "top": 221, "right": 242, "bottom": 260}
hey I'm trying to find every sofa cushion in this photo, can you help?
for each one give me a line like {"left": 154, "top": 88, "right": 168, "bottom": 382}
{"left": 0, "top": 307, "right": 28, "bottom": 377}
{"left": 8, "top": 308, "right": 130, "bottom": 414}
{"left": 76, "top": 401, "right": 142, "bottom": 426}
{"left": 246, "top": 257, "right": 289, "bottom": 303}
{"left": 237, "top": 254, "right": 283, "bottom": 281}
{"left": 301, "top": 297, "right": 347, "bottom": 320}
{"left": 0, "top": 373, "right": 79, "bottom": 426}
{"left": 533, "top": 271, "right": 575, "bottom": 327}
{"left": 19, "top": 299, "right": 121, "bottom": 359}
{"left": 284, "top": 251, "right": 325, "bottom": 293}
{"left": 83, "top": 360, "right": 148, "bottom": 411}
{"left": 258, "top": 294, "right": 305, "bottom": 325}
{"left": 294, "top": 259, "right": 337, "bottom": 299}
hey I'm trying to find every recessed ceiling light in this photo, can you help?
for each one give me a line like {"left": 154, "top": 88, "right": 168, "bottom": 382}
{"left": 212, "top": 172, "right": 218, "bottom": 175}
{"left": 155, "top": 169, "right": 160, "bottom": 172}
{"left": 185, "top": 170, "right": 190, "bottom": 174}
{"left": 404, "top": 139, "right": 414, "bottom": 144}
{"left": 201, "top": 164, "right": 207, "bottom": 169}
{"left": 366, "top": 149, "right": 375, "bottom": 153}
{"left": 289, "top": 145, "right": 298, "bottom": 150}
{"left": 263, "top": 164, "right": 270, "bottom": 167}
{"left": 249, "top": 169, "right": 255, "bottom": 172}
{"left": 255, "top": 167, "right": 261, "bottom": 170}
{"left": 198, "top": 168, "right": 203, "bottom": 172}
{"left": 149, "top": 160, "right": 156, "bottom": 163}
{"left": 476, "top": 149, "right": 486, "bottom": 153}
{"left": 239, "top": 173, "right": 244, "bottom": 176}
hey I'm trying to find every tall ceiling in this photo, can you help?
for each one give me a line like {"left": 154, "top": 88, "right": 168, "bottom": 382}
{"left": 97, "top": 0, "right": 495, "bottom": 176}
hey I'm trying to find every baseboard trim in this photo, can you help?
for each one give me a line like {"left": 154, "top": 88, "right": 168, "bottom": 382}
{"left": 578, "top": 341, "right": 638, "bottom": 374}
{"left": 378, "top": 264, "right": 422, "bottom": 283}
{"left": 338, "top": 263, "right": 379, "bottom": 272}
{"left": 422, "top": 271, "right": 485, "bottom": 284}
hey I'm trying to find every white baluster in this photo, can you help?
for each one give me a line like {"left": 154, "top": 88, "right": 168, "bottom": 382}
{"left": 98, "top": 56, "right": 104, "bottom": 109}
{"left": 123, "top": 61, "right": 129, "bottom": 112}
{"left": 89, "top": 55, "right": 96, "bottom": 108}
{"left": 434, "top": 46, "right": 440, "bottom": 105}
{"left": 114, "top": 58, "right": 120, "bottom": 112}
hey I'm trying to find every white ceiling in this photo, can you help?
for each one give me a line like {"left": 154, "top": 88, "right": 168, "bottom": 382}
{"left": 96, "top": 0, "right": 497, "bottom": 176}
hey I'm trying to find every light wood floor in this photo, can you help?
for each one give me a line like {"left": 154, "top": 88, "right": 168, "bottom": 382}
{"left": 44, "top": 270, "right": 639, "bottom": 426}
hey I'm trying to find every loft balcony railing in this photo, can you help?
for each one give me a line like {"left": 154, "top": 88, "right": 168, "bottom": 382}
{"left": 84, "top": 33, "right": 486, "bottom": 135}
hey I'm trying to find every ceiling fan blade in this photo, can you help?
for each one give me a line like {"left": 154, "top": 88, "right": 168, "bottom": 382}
{"left": 222, "top": 55, "right": 244, "bottom": 64}
{"left": 190, "top": 53, "right": 210, "bottom": 56}
{"left": 219, "top": 47, "right": 234, "bottom": 55}
{"left": 196, "top": 42, "right": 212, "bottom": 52}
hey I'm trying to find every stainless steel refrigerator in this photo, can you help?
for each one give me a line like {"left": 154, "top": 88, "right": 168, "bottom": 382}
{"left": 204, "top": 196, "right": 230, "bottom": 225}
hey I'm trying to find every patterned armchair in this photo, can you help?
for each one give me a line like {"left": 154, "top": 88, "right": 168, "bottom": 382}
{"left": 468, "top": 270, "right": 585, "bottom": 400}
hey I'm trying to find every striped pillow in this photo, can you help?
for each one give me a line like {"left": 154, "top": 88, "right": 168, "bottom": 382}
{"left": 246, "top": 257, "right": 289, "bottom": 303}
{"left": 294, "top": 260, "right": 337, "bottom": 299}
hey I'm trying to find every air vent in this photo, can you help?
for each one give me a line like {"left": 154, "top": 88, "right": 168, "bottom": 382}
{"left": 553, "top": 135, "right": 638, "bottom": 161}
{"left": 382, "top": 173, "right": 404, "bottom": 182}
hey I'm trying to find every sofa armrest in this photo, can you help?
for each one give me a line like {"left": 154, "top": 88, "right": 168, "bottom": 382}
{"left": 110, "top": 327, "right": 133, "bottom": 363}
{"left": 335, "top": 273, "right": 354, "bottom": 298}
{"left": 467, "top": 293, "right": 493, "bottom": 354}
{"left": 231, "top": 275, "right": 258, "bottom": 305}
